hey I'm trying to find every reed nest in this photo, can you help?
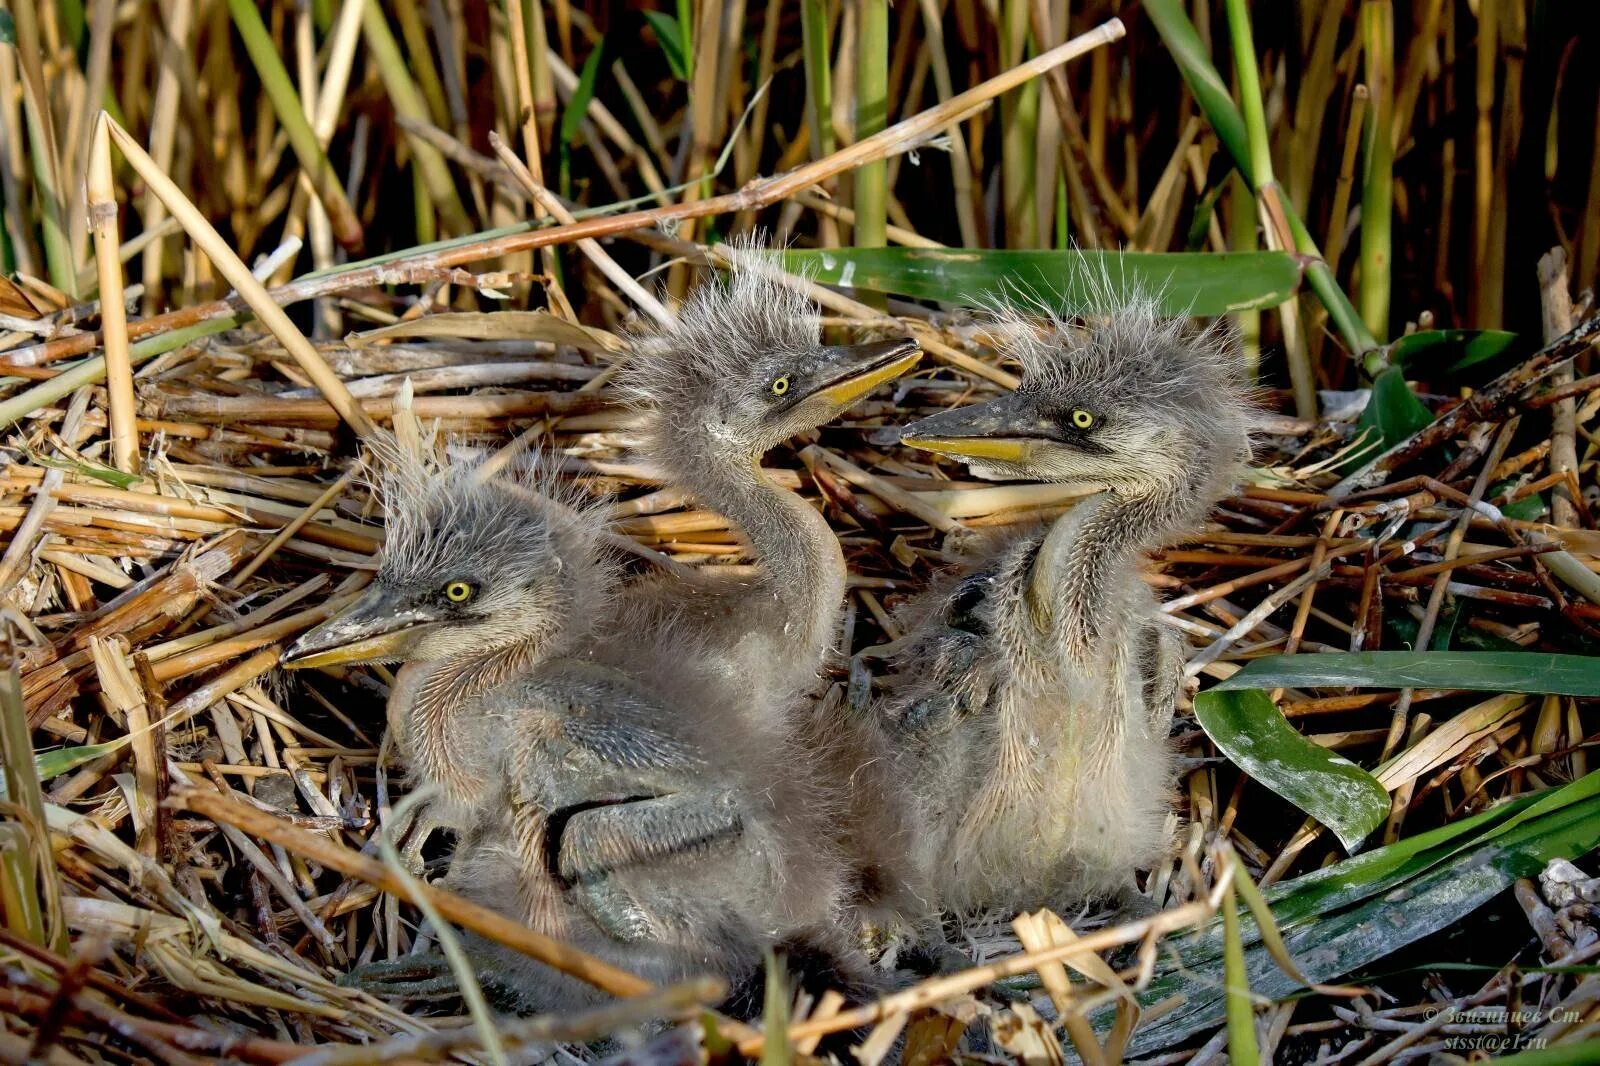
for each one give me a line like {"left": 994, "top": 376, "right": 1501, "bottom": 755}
{"left": 4, "top": 1, "right": 1600, "bottom": 1063}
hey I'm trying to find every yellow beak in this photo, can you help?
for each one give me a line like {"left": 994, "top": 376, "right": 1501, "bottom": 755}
{"left": 282, "top": 628, "right": 415, "bottom": 670}
{"left": 817, "top": 348, "right": 923, "bottom": 408}
{"left": 900, "top": 436, "right": 1036, "bottom": 462}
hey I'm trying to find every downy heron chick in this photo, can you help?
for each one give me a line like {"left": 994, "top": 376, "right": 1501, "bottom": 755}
{"left": 283, "top": 443, "right": 614, "bottom": 826}
{"left": 614, "top": 257, "right": 930, "bottom": 927}
{"left": 614, "top": 256, "right": 922, "bottom": 701}
{"left": 886, "top": 294, "right": 1252, "bottom": 915}
{"left": 283, "top": 447, "right": 863, "bottom": 1013}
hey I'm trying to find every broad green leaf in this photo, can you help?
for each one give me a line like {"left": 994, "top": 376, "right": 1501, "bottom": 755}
{"left": 1215, "top": 652, "right": 1600, "bottom": 697}
{"left": 1389, "top": 329, "right": 1518, "bottom": 373}
{"left": 1114, "top": 772, "right": 1600, "bottom": 1055}
{"left": 1345, "top": 366, "right": 1432, "bottom": 472}
{"left": 1500, "top": 490, "right": 1546, "bottom": 522}
{"left": 643, "top": 10, "right": 688, "bottom": 81}
{"left": 1193, "top": 689, "right": 1388, "bottom": 850}
{"left": 782, "top": 249, "right": 1304, "bottom": 317}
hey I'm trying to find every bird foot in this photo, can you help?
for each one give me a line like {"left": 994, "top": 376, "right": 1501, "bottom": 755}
{"left": 338, "top": 954, "right": 460, "bottom": 1000}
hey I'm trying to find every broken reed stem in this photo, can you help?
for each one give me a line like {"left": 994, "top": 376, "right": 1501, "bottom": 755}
{"left": 101, "top": 114, "right": 379, "bottom": 440}
{"left": 487, "top": 131, "right": 673, "bottom": 327}
{"left": 229, "top": 464, "right": 361, "bottom": 588}
{"left": 743, "top": 897, "right": 1215, "bottom": 1055}
{"left": 0, "top": 318, "right": 235, "bottom": 434}
{"left": 87, "top": 114, "right": 136, "bottom": 475}
{"left": 11, "top": 18, "right": 1126, "bottom": 382}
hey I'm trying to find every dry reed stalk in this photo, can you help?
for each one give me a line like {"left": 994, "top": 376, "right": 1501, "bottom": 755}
{"left": 6, "top": 18, "right": 1126, "bottom": 380}
{"left": 103, "top": 116, "right": 377, "bottom": 439}
{"left": 86, "top": 116, "right": 136, "bottom": 475}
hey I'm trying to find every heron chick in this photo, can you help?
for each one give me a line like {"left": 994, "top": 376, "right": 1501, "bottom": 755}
{"left": 284, "top": 444, "right": 868, "bottom": 1013}
{"left": 612, "top": 253, "right": 930, "bottom": 924}
{"left": 284, "top": 443, "right": 613, "bottom": 826}
{"left": 885, "top": 291, "right": 1253, "bottom": 915}
{"left": 613, "top": 251, "right": 922, "bottom": 703}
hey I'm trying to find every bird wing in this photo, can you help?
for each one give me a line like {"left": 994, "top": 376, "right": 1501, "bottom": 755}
{"left": 512, "top": 659, "right": 706, "bottom": 771}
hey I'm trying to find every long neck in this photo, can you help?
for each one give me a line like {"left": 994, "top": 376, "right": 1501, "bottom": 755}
{"left": 672, "top": 436, "right": 845, "bottom": 659}
{"left": 1026, "top": 466, "right": 1201, "bottom": 663}
{"left": 407, "top": 637, "right": 548, "bottom": 808}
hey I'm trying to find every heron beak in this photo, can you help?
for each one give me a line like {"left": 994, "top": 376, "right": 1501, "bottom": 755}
{"left": 814, "top": 338, "right": 923, "bottom": 409}
{"left": 900, "top": 392, "right": 1058, "bottom": 463}
{"left": 282, "top": 586, "right": 442, "bottom": 669}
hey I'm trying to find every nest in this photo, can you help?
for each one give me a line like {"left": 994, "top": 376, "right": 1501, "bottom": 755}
{"left": 3, "top": 247, "right": 1599, "bottom": 1061}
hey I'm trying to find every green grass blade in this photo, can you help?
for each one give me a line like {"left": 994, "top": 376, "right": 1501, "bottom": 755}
{"left": 1143, "top": 0, "right": 1382, "bottom": 360}
{"left": 1194, "top": 689, "right": 1389, "bottom": 851}
{"left": 1222, "top": 873, "right": 1261, "bottom": 1065}
{"left": 782, "top": 248, "right": 1303, "bottom": 316}
{"left": 641, "top": 11, "right": 687, "bottom": 81}
{"left": 558, "top": 39, "right": 605, "bottom": 197}
{"left": 1143, "top": 0, "right": 1249, "bottom": 178}
{"left": 1214, "top": 652, "right": 1600, "bottom": 697}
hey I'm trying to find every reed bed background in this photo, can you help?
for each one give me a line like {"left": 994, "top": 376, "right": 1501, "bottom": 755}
{"left": 2, "top": 0, "right": 1600, "bottom": 1062}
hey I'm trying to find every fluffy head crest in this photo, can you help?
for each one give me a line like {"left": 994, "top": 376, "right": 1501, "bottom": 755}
{"left": 978, "top": 258, "right": 1252, "bottom": 429}
{"left": 615, "top": 237, "right": 819, "bottom": 414}
{"left": 363, "top": 431, "right": 613, "bottom": 618}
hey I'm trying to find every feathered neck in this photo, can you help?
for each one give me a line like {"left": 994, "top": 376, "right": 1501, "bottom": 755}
{"left": 1026, "top": 455, "right": 1213, "bottom": 662}
{"left": 402, "top": 621, "right": 575, "bottom": 813}
{"left": 666, "top": 429, "right": 845, "bottom": 664}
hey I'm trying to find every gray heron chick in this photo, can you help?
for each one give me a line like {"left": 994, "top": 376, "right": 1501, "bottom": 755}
{"left": 614, "top": 256, "right": 922, "bottom": 702}
{"left": 283, "top": 445, "right": 613, "bottom": 826}
{"left": 283, "top": 446, "right": 867, "bottom": 1013}
{"left": 886, "top": 293, "right": 1252, "bottom": 915}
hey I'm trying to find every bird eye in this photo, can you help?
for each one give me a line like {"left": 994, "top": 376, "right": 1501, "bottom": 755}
{"left": 771, "top": 375, "right": 791, "bottom": 396}
{"left": 443, "top": 581, "right": 475, "bottom": 603}
{"left": 1070, "top": 409, "right": 1095, "bottom": 429}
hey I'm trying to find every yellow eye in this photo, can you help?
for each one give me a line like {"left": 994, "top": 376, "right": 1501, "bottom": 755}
{"left": 444, "top": 581, "right": 475, "bottom": 603}
{"left": 771, "top": 376, "right": 790, "bottom": 396}
{"left": 1070, "top": 409, "right": 1095, "bottom": 429}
